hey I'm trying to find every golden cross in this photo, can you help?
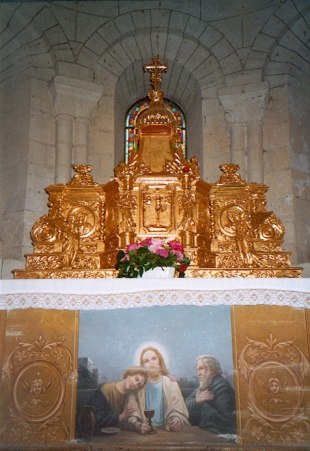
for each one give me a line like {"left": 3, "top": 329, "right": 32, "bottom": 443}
{"left": 143, "top": 55, "right": 168, "bottom": 90}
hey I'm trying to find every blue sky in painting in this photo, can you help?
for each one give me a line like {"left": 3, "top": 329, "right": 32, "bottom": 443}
{"left": 78, "top": 305, "right": 233, "bottom": 383}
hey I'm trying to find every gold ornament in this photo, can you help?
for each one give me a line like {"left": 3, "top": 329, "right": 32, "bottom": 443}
{"left": 14, "top": 58, "right": 301, "bottom": 279}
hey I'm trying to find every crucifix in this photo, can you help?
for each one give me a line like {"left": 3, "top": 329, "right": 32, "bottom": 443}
{"left": 143, "top": 55, "right": 168, "bottom": 91}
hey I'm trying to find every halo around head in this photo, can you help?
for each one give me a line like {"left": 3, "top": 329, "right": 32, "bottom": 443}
{"left": 133, "top": 341, "right": 169, "bottom": 367}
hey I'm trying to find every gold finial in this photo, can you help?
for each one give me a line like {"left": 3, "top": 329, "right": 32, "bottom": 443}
{"left": 143, "top": 55, "right": 168, "bottom": 90}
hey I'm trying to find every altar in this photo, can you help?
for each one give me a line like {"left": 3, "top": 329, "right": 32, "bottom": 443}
{"left": 0, "top": 278, "right": 309, "bottom": 450}
{"left": 1, "top": 56, "right": 309, "bottom": 450}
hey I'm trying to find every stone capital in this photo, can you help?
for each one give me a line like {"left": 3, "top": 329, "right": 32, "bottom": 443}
{"left": 49, "top": 75, "right": 104, "bottom": 118}
{"left": 218, "top": 82, "right": 269, "bottom": 123}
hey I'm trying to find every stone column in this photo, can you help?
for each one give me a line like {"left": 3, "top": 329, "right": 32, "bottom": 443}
{"left": 218, "top": 82, "right": 269, "bottom": 182}
{"left": 55, "top": 113, "right": 74, "bottom": 183}
{"left": 247, "top": 118, "right": 264, "bottom": 183}
{"left": 230, "top": 121, "right": 247, "bottom": 177}
{"left": 74, "top": 117, "right": 89, "bottom": 164}
{"left": 50, "top": 76, "right": 103, "bottom": 183}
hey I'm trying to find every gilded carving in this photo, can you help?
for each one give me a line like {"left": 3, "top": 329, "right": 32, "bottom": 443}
{"left": 178, "top": 188, "right": 196, "bottom": 232}
{"left": 118, "top": 190, "right": 137, "bottom": 233}
{"left": 13, "top": 56, "right": 302, "bottom": 279}
{"left": 0, "top": 335, "right": 73, "bottom": 444}
{"left": 218, "top": 163, "right": 246, "bottom": 185}
{"left": 31, "top": 215, "right": 57, "bottom": 244}
{"left": 61, "top": 205, "right": 97, "bottom": 268}
{"left": 142, "top": 185, "right": 174, "bottom": 231}
{"left": 67, "top": 164, "right": 97, "bottom": 186}
{"left": 257, "top": 213, "right": 285, "bottom": 241}
{"left": 165, "top": 147, "right": 200, "bottom": 179}
{"left": 27, "top": 255, "right": 62, "bottom": 270}
{"left": 143, "top": 55, "right": 168, "bottom": 91}
{"left": 238, "top": 334, "right": 310, "bottom": 444}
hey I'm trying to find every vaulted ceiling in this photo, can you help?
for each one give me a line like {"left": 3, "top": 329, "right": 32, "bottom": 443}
{"left": 1, "top": 0, "right": 309, "bottom": 109}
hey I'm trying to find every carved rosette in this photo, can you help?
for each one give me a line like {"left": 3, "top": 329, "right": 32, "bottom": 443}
{"left": 1, "top": 335, "right": 73, "bottom": 444}
{"left": 238, "top": 334, "right": 310, "bottom": 445}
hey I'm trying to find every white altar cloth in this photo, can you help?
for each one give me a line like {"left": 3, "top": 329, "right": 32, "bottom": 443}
{"left": 0, "top": 278, "right": 309, "bottom": 310}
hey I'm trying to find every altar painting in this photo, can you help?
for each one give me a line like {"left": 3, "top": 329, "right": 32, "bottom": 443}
{"left": 77, "top": 305, "right": 236, "bottom": 446}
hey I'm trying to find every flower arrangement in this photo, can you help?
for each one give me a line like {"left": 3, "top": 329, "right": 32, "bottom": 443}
{"left": 115, "top": 238, "right": 190, "bottom": 278}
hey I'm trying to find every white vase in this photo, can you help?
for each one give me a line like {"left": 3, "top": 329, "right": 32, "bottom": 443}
{"left": 141, "top": 267, "right": 175, "bottom": 279}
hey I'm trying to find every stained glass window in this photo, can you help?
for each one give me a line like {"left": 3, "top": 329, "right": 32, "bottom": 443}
{"left": 125, "top": 97, "right": 186, "bottom": 162}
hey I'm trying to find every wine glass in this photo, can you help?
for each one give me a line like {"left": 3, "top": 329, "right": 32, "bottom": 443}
{"left": 144, "top": 409, "right": 156, "bottom": 433}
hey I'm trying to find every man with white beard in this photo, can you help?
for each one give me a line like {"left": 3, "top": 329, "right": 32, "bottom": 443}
{"left": 185, "top": 355, "right": 236, "bottom": 435}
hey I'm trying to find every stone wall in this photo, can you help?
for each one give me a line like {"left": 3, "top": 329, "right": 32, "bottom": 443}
{"left": 288, "top": 76, "right": 310, "bottom": 266}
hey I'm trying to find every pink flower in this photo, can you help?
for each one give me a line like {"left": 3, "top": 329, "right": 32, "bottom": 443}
{"left": 168, "top": 240, "right": 184, "bottom": 253}
{"left": 148, "top": 238, "right": 165, "bottom": 254}
{"left": 126, "top": 243, "right": 141, "bottom": 251}
{"left": 174, "top": 250, "right": 184, "bottom": 261}
{"left": 139, "top": 237, "right": 153, "bottom": 247}
{"left": 156, "top": 248, "right": 169, "bottom": 258}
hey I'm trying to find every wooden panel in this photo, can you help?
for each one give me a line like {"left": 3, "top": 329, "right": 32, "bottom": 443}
{"left": 0, "top": 311, "right": 6, "bottom": 372}
{"left": 231, "top": 305, "right": 310, "bottom": 447}
{"left": 0, "top": 309, "right": 79, "bottom": 445}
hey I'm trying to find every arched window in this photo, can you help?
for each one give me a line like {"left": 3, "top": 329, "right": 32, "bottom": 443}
{"left": 125, "top": 97, "right": 186, "bottom": 162}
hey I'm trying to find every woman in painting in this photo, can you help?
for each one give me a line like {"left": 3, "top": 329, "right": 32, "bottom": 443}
{"left": 127, "top": 346, "right": 189, "bottom": 434}
{"left": 85, "top": 366, "right": 148, "bottom": 435}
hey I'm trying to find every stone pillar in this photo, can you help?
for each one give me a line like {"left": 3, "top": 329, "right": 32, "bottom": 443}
{"left": 247, "top": 118, "right": 264, "bottom": 183}
{"left": 230, "top": 122, "right": 247, "bottom": 177}
{"left": 50, "top": 76, "right": 103, "bottom": 183}
{"left": 55, "top": 113, "right": 74, "bottom": 183}
{"left": 218, "top": 82, "right": 269, "bottom": 182}
{"left": 74, "top": 117, "right": 89, "bottom": 164}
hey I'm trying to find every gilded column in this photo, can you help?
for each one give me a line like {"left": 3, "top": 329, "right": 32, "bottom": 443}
{"left": 218, "top": 82, "right": 269, "bottom": 182}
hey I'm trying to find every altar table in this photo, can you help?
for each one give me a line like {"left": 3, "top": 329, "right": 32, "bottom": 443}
{"left": 0, "top": 278, "right": 309, "bottom": 451}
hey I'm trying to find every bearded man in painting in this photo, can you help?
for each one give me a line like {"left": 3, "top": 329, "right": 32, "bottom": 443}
{"left": 186, "top": 355, "right": 236, "bottom": 435}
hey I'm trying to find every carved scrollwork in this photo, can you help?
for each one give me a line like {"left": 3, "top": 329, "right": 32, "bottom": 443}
{"left": 238, "top": 334, "right": 310, "bottom": 444}
{"left": 27, "top": 255, "right": 62, "bottom": 270}
{"left": 257, "top": 213, "right": 285, "bottom": 241}
{"left": 1, "top": 335, "right": 73, "bottom": 444}
{"left": 30, "top": 215, "right": 58, "bottom": 244}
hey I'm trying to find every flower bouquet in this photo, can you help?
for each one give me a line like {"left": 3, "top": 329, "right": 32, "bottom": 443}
{"left": 115, "top": 238, "right": 190, "bottom": 278}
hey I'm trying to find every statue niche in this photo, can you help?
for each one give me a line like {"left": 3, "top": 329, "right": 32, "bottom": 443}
{"left": 13, "top": 56, "right": 302, "bottom": 279}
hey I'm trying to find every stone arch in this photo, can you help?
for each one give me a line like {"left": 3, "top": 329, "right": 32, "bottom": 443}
{"left": 0, "top": 4, "right": 60, "bottom": 82}
{"left": 245, "top": 3, "right": 310, "bottom": 83}
{"left": 76, "top": 10, "right": 231, "bottom": 91}
{"left": 83, "top": 17, "right": 229, "bottom": 174}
